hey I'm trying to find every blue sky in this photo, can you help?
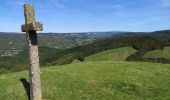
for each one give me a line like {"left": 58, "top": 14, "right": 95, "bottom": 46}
{"left": 0, "top": 0, "right": 170, "bottom": 33}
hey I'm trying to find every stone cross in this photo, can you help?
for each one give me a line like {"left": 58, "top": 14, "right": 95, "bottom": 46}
{"left": 21, "top": 4, "right": 43, "bottom": 100}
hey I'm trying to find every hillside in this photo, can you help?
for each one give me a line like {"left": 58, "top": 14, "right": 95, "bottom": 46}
{"left": 150, "top": 30, "right": 170, "bottom": 39}
{"left": 144, "top": 46, "right": 170, "bottom": 59}
{"left": 0, "top": 32, "right": 119, "bottom": 50}
{"left": 50, "top": 33, "right": 170, "bottom": 65}
{"left": 0, "top": 61, "right": 170, "bottom": 100}
{"left": 78, "top": 47, "right": 137, "bottom": 62}
{"left": 0, "top": 32, "right": 106, "bottom": 57}
{"left": 0, "top": 47, "right": 61, "bottom": 74}
{"left": 0, "top": 30, "right": 170, "bottom": 74}
{"left": 0, "top": 30, "right": 169, "bottom": 57}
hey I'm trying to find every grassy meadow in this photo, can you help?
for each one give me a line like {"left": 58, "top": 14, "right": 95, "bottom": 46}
{"left": 85, "top": 47, "right": 137, "bottom": 61}
{"left": 144, "top": 46, "right": 170, "bottom": 59}
{"left": 0, "top": 61, "right": 170, "bottom": 100}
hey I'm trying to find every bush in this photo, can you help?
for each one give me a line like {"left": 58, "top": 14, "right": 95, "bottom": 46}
{"left": 76, "top": 55, "right": 85, "bottom": 61}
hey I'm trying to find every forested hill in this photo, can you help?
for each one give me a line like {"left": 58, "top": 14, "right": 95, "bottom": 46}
{"left": 0, "top": 30, "right": 169, "bottom": 50}
{"left": 0, "top": 30, "right": 170, "bottom": 74}
{"left": 0, "top": 31, "right": 123, "bottom": 50}
{"left": 150, "top": 30, "right": 170, "bottom": 39}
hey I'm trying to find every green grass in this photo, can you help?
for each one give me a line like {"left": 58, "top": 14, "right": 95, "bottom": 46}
{"left": 85, "top": 47, "right": 137, "bottom": 62}
{"left": 144, "top": 46, "right": 170, "bottom": 59}
{"left": 0, "top": 61, "right": 170, "bottom": 100}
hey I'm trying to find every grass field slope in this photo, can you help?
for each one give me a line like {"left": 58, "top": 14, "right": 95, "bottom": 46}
{"left": 0, "top": 61, "right": 170, "bottom": 100}
{"left": 85, "top": 47, "right": 137, "bottom": 61}
{"left": 144, "top": 46, "right": 170, "bottom": 59}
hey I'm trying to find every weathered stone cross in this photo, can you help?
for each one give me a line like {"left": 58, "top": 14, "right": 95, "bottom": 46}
{"left": 21, "top": 4, "right": 42, "bottom": 100}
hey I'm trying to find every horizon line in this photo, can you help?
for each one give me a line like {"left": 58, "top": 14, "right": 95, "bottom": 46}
{"left": 0, "top": 29, "right": 169, "bottom": 34}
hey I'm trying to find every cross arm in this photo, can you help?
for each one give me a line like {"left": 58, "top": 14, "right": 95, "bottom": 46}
{"left": 21, "top": 22, "right": 43, "bottom": 32}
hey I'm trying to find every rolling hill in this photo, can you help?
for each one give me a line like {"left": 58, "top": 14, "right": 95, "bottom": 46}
{"left": 144, "top": 46, "right": 170, "bottom": 59}
{"left": 0, "top": 30, "right": 170, "bottom": 100}
{"left": 85, "top": 47, "right": 137, "bottom": 61}
{"left": 0, "top": 30, "right": 170, "bottom": 74}
{"left": 73, "top": 47, "right": 137, "bottom": 63}
{"left": 0, "top": 61, "right": 170, "bottom": 100}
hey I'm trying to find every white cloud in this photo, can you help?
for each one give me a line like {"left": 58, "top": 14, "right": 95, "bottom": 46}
{"left": 161, "top": 0, "right": 170, "bottom": 7}
{"left": 7, "top": 0, "right": 33, "bottom": 6}
{"left": 9, "top": 0, "right": 22, "bottom": 5}
{"left": 112, "top": 12, "right": 127, "bottom": 17}
{"left": 7, "top": 0, "right": 65, "bottom": 8}
{"left": 49, "top": 0, "right": 66, "bottom": 8}
{"left": 111, "top": 4, "right": 124, "bottom": 9}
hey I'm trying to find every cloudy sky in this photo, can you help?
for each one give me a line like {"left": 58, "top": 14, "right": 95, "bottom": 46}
{"left": 0, "top": 0, "right": 170, "bottom": 32}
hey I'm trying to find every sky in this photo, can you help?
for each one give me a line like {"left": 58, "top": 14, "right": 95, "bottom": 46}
{"left": 0, "top": 0, "right": 170, "bottom": 33}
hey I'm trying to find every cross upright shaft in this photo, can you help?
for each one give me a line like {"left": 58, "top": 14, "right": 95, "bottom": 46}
{"left": 24, "top": 4, "right": 35, "bottom": 24}
{"left": 21, "top": 4, "right": 43, "bottom": 100}
{"left": 22, "top": 4, "right": 43, "bottom": 32}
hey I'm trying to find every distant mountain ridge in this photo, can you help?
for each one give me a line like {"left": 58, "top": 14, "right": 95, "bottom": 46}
{"left": 0, "top": 30, "right": 169, "bottom": 50}
{"left": 0, "top": 30, "right": 170, "bottom": 74}
{"left": 0, "top": 31, "right": 126, "bottom": 50}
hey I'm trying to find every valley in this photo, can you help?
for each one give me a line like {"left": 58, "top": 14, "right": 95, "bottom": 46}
{"left": 0, "top": 30, "right": 170, "bottom": 74}
{"left": 0, "top": 0, "right": 170, "bottom": 99}
{"left": 0, "top": 30, "right": 170, "bottom": 100}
